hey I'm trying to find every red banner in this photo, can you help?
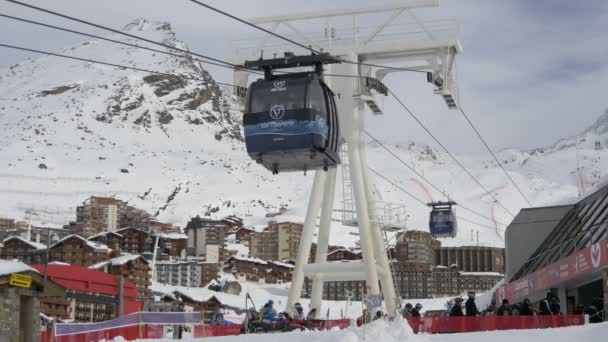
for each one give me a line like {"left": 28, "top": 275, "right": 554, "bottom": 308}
{"left": 498, "top": 240, "right": 608, "bottom": 304}
{"left": 406, "top": 315, "right": 584, "bottom": 334}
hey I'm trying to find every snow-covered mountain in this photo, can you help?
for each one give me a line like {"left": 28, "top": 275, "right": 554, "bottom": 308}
{"left": 0, "top": 19, "right": 604, "bottom": 249}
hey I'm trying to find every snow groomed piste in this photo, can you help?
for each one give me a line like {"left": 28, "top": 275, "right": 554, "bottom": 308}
{"left": 39, "top": 310, "right": 590, "bottom": 341}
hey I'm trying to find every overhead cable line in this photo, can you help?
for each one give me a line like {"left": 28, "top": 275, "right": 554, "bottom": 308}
{"left": 185, "top": 0, "right": 516, "bottom": 218}
{"left": 6, "top": 0, "right": 246, "bottom": 70}
{"left": 0, "top": 13, "right": 260, "bottom": 74}
{"left": 365, "top": 131, "right": 508, "bottom": 226}
{"left": 457, "top": 106, "right": 534, "bottom": 207}
{"left": 186, "top": 0, "right": 427, "bottom": 74}
{"left": 387, "top": 89, "right": 516, "bottom": 217}
{"left": 0, "top": 43, "right": 237, "bottom": 88}
{"left": 0, "top": 43, "right": 174, "bottom": 76}
{"left": 368, "top": 167, "right": 497, "bottom": 230}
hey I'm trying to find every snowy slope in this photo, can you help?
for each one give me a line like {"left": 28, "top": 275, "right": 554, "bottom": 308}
{"left": 0, "top": 19, "right": 606, "bottom": 249}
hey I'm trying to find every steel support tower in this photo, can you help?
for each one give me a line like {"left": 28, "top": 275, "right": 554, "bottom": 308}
{"left": 233, "top": 0, "right": 461, "bottom": 317}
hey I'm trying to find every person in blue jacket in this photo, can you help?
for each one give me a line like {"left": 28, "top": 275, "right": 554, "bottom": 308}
{"left": 262, "top": 300, "right": 280, "bottom": 323}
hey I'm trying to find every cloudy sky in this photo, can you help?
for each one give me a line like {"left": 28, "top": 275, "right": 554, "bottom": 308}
{"left": 1, "top": 0, "right": 607, "bottom": 153}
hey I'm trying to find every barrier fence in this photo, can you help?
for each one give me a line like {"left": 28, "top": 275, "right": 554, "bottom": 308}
{"left": 406, "top": 314, "right": 586, "bottom": 334}
{"left": 39, "top": 311, "right": 240, "bottom": 342}
{"left": 40, "top": 313, "right": 586, "bottom": 341}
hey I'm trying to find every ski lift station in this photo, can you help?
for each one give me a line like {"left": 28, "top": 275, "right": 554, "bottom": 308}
{"left": 232, "top": 1, "right": 462, "bottom": 317}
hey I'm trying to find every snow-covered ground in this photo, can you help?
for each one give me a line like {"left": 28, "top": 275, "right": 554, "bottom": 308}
{"left": 117, "top": 320, "right": 608, "bottom": 342}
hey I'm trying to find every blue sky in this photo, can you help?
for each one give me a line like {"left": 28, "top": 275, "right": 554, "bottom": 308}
{"left": 1, "top": 0, "right": 607, "bottom": 153}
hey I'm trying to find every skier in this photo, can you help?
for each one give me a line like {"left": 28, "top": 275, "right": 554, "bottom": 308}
{"left": 402, "top": 303, "right": 413, "bottom": 318}
{"left": 411, "top": 303, "right": 422, "bottom": 317}
{"left": 293, "top": 303, "right": 305, "bottom": 320}
{"left": 465, "top": 291, "right": 480, "bottom": 316}
{"left": 496, "top": 299, "right": 511, "bottom": 316}
{"left": 450, "top": 298, "right": 464, "bottom": 316}
{"left": 539, "top": 293, "right": 553, "bottom": 315}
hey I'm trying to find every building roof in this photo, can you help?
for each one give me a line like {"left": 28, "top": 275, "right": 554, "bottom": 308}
{"left": 268, "top": 260, "right": 294, "bottom": 269}
{"left": 156, "top": 232, "right": 188, "bottom": 240}
{"left": 0, "top": 259, "right": 39, "bottom": 277}
{"left": 89, "top": 254, "right": 148, "bottom": 270}
{"left": 88, "top": 231, "right": 124, "bottom": 240}
{"left": 512, "top": 184, "right": 608, "bottom": 280}
{"left": 31, "top": 264, "right": 137, "bottom": 298}
{"left": 51, "top": 234, "right": 111, "bottom": 251}
{"left": 228, "top": 255, "right": 268, "bottom": 265}
{"left": 2, "top": 235, "right": 47, "bottom": 250}
{"left": 460, "top": 272, "right": 504, "bottom": 277}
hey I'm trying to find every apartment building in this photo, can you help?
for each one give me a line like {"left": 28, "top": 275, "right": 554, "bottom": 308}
{"left": 224, "top": 256, "right": 294, "bottom": 284}
{"left": 185, "top": 216, "right": 240, "bottom": 261}
{"left": 250, "top": 222, "right": 303, "bottom": 261}
{"left": 155, "top": 261, "right": 203, "bottom": 287}
{"left": 435, "top": 245, "right": 505, "bottom": 273}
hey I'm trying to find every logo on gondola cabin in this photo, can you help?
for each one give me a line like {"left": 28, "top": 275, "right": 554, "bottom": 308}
{"left": 591, "top": 242, "right": 602, "bottom": 268}
{"left": 271, "top": 80, "right": 287, "bottom": 92}
{"left": 270, "top": 105, "right": 285, "bottom": 120}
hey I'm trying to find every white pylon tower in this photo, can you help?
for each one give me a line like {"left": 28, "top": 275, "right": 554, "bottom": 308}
{"left": 232, "top": 1, "right": 461, "bottom": 317}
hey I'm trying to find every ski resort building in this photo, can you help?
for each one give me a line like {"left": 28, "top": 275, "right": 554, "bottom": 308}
{"left": 48, "top": 235, "right": 111, "bottom": 267}
{"left": 0, "top": 236, "right": 46, "bottom": 264}
{"left": 185, "top": 216, "right": 241, "bottom": 262}
{"left": 249, "top": 221, "right": 303, "bottom": 261}
{"left": 435, "top": 246, "right": 505, "bottom": 273}
{"left": 501, "top": 184, "right": 608, "bottom": 320}
{"left": 224, "top": 256, "right": 294, "bottom": 284}
{"left": 31, "top": 264, "right": 138, "bottom": 322}
{"left": 90, "top": 254, "right": 152, "bottom": 301}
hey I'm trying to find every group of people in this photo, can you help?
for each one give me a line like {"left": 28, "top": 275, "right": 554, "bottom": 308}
{"left": 258, "top": 300, "right": 318, "bottom": 324}
{"left": 401, "top": 290, "right": 604, "bottom": 323}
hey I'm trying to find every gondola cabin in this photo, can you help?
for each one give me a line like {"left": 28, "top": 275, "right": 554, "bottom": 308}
{"left": 427, "top": 201, "right": 457, "bottom": 238}
{"left": 242, "top": 53, "right": 341, "bottom": 174}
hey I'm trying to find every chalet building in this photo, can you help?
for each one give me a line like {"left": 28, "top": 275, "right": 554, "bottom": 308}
{"left": 235, "top": 227, "right": 255, "bottom": 246}
{"left": 156, "top": 232, "right": 189, "bottom": 258}
{"left": 201, "top": 262, "right": 222, "bottom": 286}
{"left": 49, "top": 235, "right": 111, "bottom": 267}
{"left": 115, "top": 227, "right": 154, "bottom": 255}
{"left": 250, "top": 221, "right": 303, "bottom": 261}
{"left": 89, "top": 231, "right": 124, "bottom": 250}
{"left": 89, "top": 228, "right": 187, "bottom": 259}
{"left": 326, "top": 248, "right": 361, "bottom": 262}
{"left": 185, "top": 216, "right": 242, "bottom": 262}
{"left": 173, "top": 291, "right": 223, "bottom": 321}
{"left": 32, "top": 264, "right": 138, "bottom": 322}
{"left": 0, "top": 236, "right": 46, "bottom": 264}
{"left": 90, "top": 254, "right": 151, "bottom": 301}
{"left": 224, "top": 256, "right": 294, "bottom": 284}
{"left": 0, "top": 226, "right": 70, "bottom": 246}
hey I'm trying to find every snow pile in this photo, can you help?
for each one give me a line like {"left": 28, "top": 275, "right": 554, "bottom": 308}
{"left": 118, "top": 320, "right": 608, "bottom": 342}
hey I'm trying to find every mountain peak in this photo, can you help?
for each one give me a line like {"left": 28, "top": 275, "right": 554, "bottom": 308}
{"left": 121, "top": 18, "right": 173, "bottom": 34}
{"left": 583, "top": 108, "right": 608, "bottom": 136}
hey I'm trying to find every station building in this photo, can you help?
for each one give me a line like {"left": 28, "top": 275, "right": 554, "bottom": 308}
{"left": 499, "top": 184, "right": 608, "bottom": 320}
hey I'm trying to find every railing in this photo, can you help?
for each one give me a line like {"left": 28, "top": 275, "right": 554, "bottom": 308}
{"left": 406, "top": 315, "right": 585, "bottom": 334}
